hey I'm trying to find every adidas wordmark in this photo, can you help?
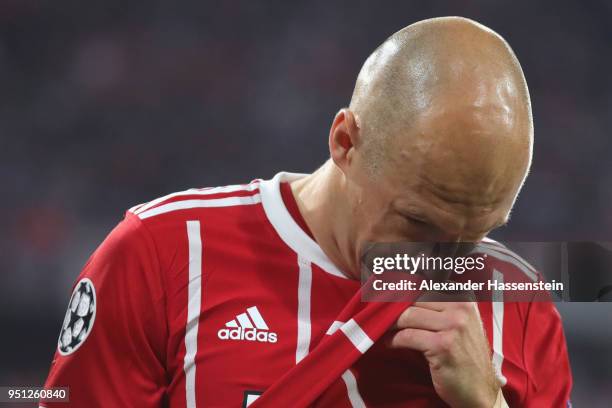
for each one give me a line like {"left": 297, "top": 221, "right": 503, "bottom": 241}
{"left": 217, "top": 306, "right": 278, "bottom": 343}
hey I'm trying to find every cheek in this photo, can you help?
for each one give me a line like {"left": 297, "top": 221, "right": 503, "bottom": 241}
{"left": 347, "top": 176, "right": 394, "bottom": 235}
{"left": 346, "top": 176, "right": 372, "bottom": 214}
{"left": 369, "top": 217, "right": 407, "bottom": 241}
{"left": 355, "top": 206, "right": 403, "bottom": 243}
{"left": 369, "top": 215, "right": 437, "bottom": 243}
{"left": 357, "top": 195, "right": 385, "bottom": 223}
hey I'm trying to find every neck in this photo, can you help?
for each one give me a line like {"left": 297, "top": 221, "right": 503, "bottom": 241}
{"left": 289, "top": 161, "right": 355, "bottom": 279}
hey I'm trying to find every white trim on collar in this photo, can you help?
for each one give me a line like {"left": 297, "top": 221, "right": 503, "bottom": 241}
{"left": 259, "top": 172, "right": 348, "bottom": 279}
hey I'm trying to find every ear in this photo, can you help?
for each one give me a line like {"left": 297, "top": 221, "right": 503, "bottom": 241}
{"left": 329, "top": 108, "right": 361, "bottom": 173}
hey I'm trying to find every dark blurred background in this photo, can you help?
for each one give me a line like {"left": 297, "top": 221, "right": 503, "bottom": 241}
{"left": 1, "top": 0, "right": 611, "bottom": 406}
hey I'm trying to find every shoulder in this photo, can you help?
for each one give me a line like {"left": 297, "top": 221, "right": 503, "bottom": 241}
{"left": 89, "top": 213, "right": 156, "bottom": 269}
{"left": 476, "top": 238, "right": 564, "bottom": 326}
{"left": 127, "top": 180, "right": 262, "bottom": 221}
{"left": 475, "top": 237, "right": 540, "bottom": 283}
{"left": 122, "top": 180, "right": 269, "bottom": 263}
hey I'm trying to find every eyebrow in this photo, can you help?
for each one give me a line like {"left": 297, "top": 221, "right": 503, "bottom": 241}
{"left": 396, "top": 209, "right": 442, "bottom": 230}
{"left": 399, "top": 211, "right": 430, "bottom": 223}
{"left": 397, "top": 208, "right": 510, "bottom": 234}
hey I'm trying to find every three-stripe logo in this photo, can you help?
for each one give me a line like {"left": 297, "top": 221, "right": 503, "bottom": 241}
{"left": 217, "top": 306, "right": 278, "bottom": 343}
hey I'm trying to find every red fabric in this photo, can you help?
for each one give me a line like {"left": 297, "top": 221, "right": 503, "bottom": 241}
{"left": 280, "top": 181, "right": 314, "bottom": 240}
{"left": 40, "top": 177, "right": 572, "bottom": 407}
{"left": 42, "top": 215, "right": 168, "bottom": 407}
{"left": 522, "top": 301, "right": 573, "bottom": 407}
{"left": 251, "top": 274, "right": 423, "bottom": 408}
{"left": 41, "top": 181, "right": 361, "bottom": 407}
{"left": 254, "top": 250, "right": 573, "bottom": 407}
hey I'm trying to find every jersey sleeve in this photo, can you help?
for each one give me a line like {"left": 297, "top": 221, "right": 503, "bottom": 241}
{"left": 522, "top": 300, "right": 573, "bottom": 407}
{"left": 41, "top": 213, "right": 167, "bottom": 408}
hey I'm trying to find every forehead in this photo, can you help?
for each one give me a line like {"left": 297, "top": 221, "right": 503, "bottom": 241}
{"left": 385, "top": 141, "right": 524, "bottom": 210}
{"left": 379, "top": 127, "right": 526, "bottom": 235}
{"left": 393, "top": 170, "right": 514, "bottom": 235}
{"left": 384, "top": 98, "right": 529, "bottom": 202}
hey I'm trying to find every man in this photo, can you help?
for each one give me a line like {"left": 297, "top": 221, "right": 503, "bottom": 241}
{"left": 42, "top": 17, "right": 572, "bottom": 407}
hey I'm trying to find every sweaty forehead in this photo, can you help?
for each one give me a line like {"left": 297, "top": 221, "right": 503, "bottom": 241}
{"left": 415, "top": 165, "right": 510, "bottom": 209}
{"left": 386, "top": 122, "right": 529, "bottom": 210}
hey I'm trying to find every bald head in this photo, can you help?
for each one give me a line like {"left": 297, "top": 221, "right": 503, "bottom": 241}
{"left": 349, "top": 16, "right": 533, "bottom": 190}
{"left": 293, "top": 17, "right": 535, "bottom": 275}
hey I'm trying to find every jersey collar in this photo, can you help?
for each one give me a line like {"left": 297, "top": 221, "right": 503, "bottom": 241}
{"left": 259, "top": 172, "right": 348, "bottom": 279}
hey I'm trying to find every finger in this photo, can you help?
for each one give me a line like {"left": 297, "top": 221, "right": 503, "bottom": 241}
{"left": 417, "top": 290, "right": 477, "bottom": 304}
{"left": 412, "top": 301, "right": 446, "bottom": 311}
{"left": 414, "top": 298, "right": 477, "bottom": 312}
{"left": 395, "top": 306, "right": 448, "bottom": 331}
{"left": 388, "top": 328, "right": 436, "bottom": 352}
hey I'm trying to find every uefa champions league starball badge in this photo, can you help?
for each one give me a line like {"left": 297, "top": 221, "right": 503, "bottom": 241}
{"left": 57, "top": 278, "right": 96, "bottom": 355}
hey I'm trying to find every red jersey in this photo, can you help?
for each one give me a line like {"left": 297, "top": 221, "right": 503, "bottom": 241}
{"left": 42, "top": 172, "right": 572, "bottom": 407}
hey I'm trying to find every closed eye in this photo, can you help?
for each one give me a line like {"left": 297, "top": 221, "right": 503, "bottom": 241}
{"left": 401, "top": 214, "right": 430, "bottom": 227}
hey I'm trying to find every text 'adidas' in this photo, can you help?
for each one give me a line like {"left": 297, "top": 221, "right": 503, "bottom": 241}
{"left": 217, "top": 306, "right": 278, "bottom": 343}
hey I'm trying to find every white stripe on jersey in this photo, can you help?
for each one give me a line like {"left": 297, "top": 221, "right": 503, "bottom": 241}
{"left": 184, "top": 221, "right": 203, "bottom": 408}
{"left": 479, "top": 238, "right": 537, "bottom": 274}
{"left": 474, "top": 244, "right": 538, "bottom": 282}
{"left": 128, "top": 203, "right": 145, "bottom": 213}
{"left": 132, "top": 183, "right": 259, "bottom": 215}
{"left": 340, "top": 319, "right": 374, "bottom": 354}
{"left": 326, "top": 320, "right": 344, "bottom": 335}
{"left": 492, "top": 269, "right": 508, "bottom": 386}
{"left": 136, "top": 195, "right": 261, "bottom": 219}
{"left": 258, "top": 173, "right": 348, "bottom": 279}
{"left": 482, "top": 236, "right": 507, "bottom": 248}
{"left": 341, "top": 369, "right": 367, "bottom": 408}
{"left": 295, "top": 256, "right": 312, "bottom": 363}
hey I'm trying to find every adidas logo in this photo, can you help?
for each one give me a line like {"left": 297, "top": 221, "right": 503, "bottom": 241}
{"left": 217, "top": 306, "right": 278, "bottom": 343}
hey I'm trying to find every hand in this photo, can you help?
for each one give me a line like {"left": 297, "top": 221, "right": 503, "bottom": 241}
{"left": 389, "top": 300, "right": 499, "bottom": 408}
